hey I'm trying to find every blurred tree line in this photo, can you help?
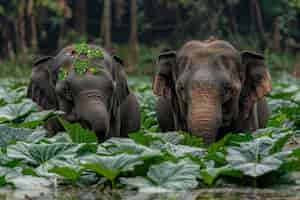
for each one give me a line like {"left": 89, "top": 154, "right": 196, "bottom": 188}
{"left": 1, "top": 0, "right": 300, "bottom": 67}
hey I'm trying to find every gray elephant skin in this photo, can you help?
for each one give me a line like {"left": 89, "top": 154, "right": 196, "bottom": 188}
{"left": 153, "top": 39, "right": 272, "bottom": 144}
{"left": 28, "top": 44, "right": 141, "bottom": 141}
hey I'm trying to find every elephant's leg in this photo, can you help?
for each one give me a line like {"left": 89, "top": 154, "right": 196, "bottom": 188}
{"left": 120, "top": 93, "right": 141, "bottom": 137}
{"left": 156, "top": 97, "right": 175, "bottom": 132}
{"left": 256, "top": 98, "right": 269, "bottom": 128}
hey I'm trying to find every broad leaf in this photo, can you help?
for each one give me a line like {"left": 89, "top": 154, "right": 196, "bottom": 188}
{"left": 7, "top": 175, "right": 52, "bottom": 190}
{"left": 60, "top": 119, "right": 98, "bottom": 143}
{"left": 226, "top": 137, "right": 291, "bottom": 177}
{"left": 0, "top": 125, "right": 37, "bottom": 147}
{"left": 7, "top": 142, "right": 79, "bottom": 166}
{"left": 0, "top": 86, "right": 27, "bottom": 104}
{"left": 122, "top": 159, "right": 200, "bottom": 190}
{"left": 49, "top": 166, "right": 82, "bottom": 181}
{"left": 81, "top": 154, "right": 143, "bottom": 182}
{"left": 17, "top": 110, "right": 62, "bottom": 128}
{"left": 151, "top": 141, "right": 205, "bottom": 159}
{"left": 102, "top": 138, "right": 161, "bottom": 158}
{"left": 0, "top": 99, "right": 37, "bottom": 123}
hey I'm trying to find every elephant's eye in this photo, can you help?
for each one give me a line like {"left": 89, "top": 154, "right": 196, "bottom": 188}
{"left": 223, "top": 83, "right": 234, "bottom": 102}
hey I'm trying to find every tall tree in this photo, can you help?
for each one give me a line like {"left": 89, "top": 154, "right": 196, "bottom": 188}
{"left": 57, "top": 0, "right": 72, "bottom": 47}
{"left": 27, "top": 0, "right": 38, "bottom": 50}
{"left": 129, "top": 0, "right": 140, "bottom": 65}
{"left": 17, "top": 0, "right": 28, "bottom": 57}
{"left": 115, "top": 0, "right": 126, "bottom": 26}
{"left": 103, "top": 0, "right": 112, "bottom": 50}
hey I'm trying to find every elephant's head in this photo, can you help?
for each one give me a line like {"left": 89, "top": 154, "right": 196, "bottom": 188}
{"left": 153, "top": 40, "right": 272, "bottom": 143}
{"left": 28, "top": 44, "right": 129, "bottom": 141}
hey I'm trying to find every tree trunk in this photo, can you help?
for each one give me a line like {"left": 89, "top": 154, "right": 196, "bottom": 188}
{"left": 129, "top": 0, "right": 140, "bottom": 67}
{"left": 252, "top": 0, "right": 267, "bottom": 42}
{"left": 57, "top": 0, "right": 72, "bottom": 47}
{"left": 115, "top": 0, "right": 125, "bottom": 26}
{"left": 229, "top": 6, "right": 238, "bottom": 34}
{"left": 75, "top": 1, "right": 87, "bottom": 35}
{"left": 17, "top": 0, "right": 28, "bottom": 57}
{"left": 272, "top": 16, "right": 281, "bottom": 51}
{"left": 103, "top": 0, "right": 112, "bottom": 50}
{"left": 2, "top": 21, "right": 15, "bottom": 61}
{"left": 28, "top": 0, "right": 38, "bottom": 50}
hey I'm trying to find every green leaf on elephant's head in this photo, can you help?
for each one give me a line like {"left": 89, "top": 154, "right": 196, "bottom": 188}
{"left": 60, "top": 119, "right": 98, "bottom": 144}
{"left": 58, "top": 68, "right": 68, "bottom": 81}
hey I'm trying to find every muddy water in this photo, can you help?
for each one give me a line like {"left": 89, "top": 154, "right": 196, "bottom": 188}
{"left": 1, "top": 187, "right": 300, "bottom": 200}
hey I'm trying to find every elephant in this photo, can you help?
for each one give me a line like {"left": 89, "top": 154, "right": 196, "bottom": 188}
{"left": 153, "top": 39, "right": 272, "bottom": 144}
{"left": 28, "top": 44, "right": 141, "bottom": 141}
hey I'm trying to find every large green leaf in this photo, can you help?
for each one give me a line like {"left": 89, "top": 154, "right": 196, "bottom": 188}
{"left": 7, "top": 175, "right": 52, "bottom": 190}
{"left": 151, "top": 141, "right": 206, "bottom": 159}
{"left": 17, "top": 110, "right": 62, "bottom": 128}
{"left": 0, "top": 99, "right": 37, "bottom": 123}
{"left": 199, "top": 161, "right": 242, "bottom": 185}
{"left": 102, "top": 138, "right": 161, "bottom": 158}
{"left": 0, "top": 86, "right": 27, "bottom": 104}
{"left": 60, "top": 119, "right": 98, "bottom": 143}
{"left": 7, "top": 142, "right": 79, "bottom": 166}
{"left": 81, "top": 154, "right": 143, "bottom": 182}
{"left": 226, "top": 137, "right": 291, "bottom": 177}
{"left": 122, "top": 159, "right": 200, "bottom": 191}
{"left": 0, "top": 125, "right": 42, "bottom": 147}
{"left": 49, "top": 166, "right": 82, "bottom": 182}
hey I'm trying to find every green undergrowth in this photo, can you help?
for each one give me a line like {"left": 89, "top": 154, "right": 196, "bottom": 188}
{"left": 0, "top": 75, "right": 299, "bottom": 192}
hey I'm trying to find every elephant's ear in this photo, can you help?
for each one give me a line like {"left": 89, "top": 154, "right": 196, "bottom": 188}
{"left": 112, "top": 55, "right": 130, "bottom": 107}
{"left": 153, "top": 50, "right": 176, "bottom": 98}
{"left": 241, "top": 51, "right": 272, "bottom": 118}
{"left": 27, "top": 56, "right": 58, "bottom": 110}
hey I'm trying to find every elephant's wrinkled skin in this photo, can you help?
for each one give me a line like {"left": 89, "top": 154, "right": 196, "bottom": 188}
{"left": 28, "top": 45, "right": 140, "bottom": 141}
{"left": 153, "top": 40, "right": 272, "bottom": 144}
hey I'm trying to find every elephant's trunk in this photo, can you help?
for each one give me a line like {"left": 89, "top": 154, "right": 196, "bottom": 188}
{"left": 187, "top": 88, "right": 222, "bottom": 144}
{"left": 76, "top": 90, "right": 110, "bottom": 141}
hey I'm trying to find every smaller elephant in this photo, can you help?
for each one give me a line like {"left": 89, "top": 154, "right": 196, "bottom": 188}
{"left": 28, "top": 44, "right": 141, "bottom": 141}
{"left": 153, "top": 39, "right": 272, "bottom": 144}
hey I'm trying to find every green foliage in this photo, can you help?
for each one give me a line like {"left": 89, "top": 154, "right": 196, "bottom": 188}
{"left": 72, "top": 43, "right": 105, "bottom": 75}
{"left": 0, "top": 75, "right": 299, "bottom": 192}
{"left": 122, "top": 159, "right": 200, "bottom": 191}
{"left": 60, "top": 119, "right": 98, "bottom": 144}
{"left": 49, "top": 166, "right": 81, "bottom": 182}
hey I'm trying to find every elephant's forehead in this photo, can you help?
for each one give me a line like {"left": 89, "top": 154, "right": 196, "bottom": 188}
{"left": 178, "top": 41, "right": 240, "bottom": 61}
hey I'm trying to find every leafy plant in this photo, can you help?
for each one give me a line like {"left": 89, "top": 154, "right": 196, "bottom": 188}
{"left": 60, "top": 119, "right": 98, "bottom": 144}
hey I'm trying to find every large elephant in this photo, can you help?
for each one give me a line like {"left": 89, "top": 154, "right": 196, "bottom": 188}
{"left": 153, "top": 39, "right": 272, "bottom": 144}
{"left": 28, "top": 44, "right": 140, "bottom": 141}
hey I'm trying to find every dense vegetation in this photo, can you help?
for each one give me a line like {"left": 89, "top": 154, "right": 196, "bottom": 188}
{"left": 1, "top": 0, "right": 300, "bottom": 75}
{"left": 0, "top": 75, "right": 300, "bottom": 195}
{"left": 1, "top": 0, "right": 300, "bottom": 199}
